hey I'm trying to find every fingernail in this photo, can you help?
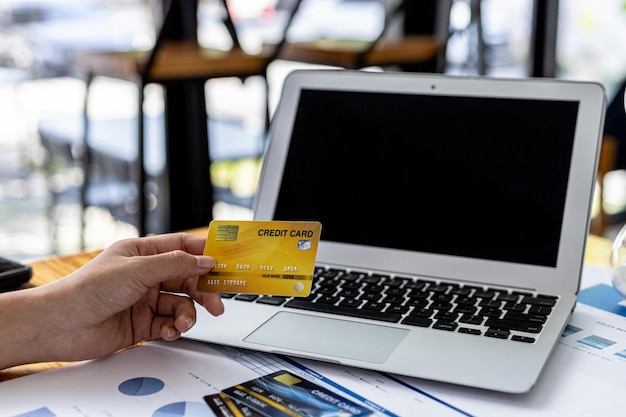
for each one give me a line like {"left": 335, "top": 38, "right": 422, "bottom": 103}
{"left": 197, "top": 256, "right": 215, "bottom": 269}
{"left": 165, "top": 328, "right": 177, "bottom": 340}
{"left": 184, "top": 317, "right": 195, "bottom": 331}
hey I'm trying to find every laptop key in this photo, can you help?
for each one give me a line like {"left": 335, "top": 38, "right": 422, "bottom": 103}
{"left": 503, "top": 302, "right": 526, "bottom": 312}
{"left": 450, "top": 287, "right": 472, "bottom": 296}
{"left": 512, "top": 335, "right": 536, "bottom": 343}
{"left": 234, "top": 294, "right": 259, "bottom": 302}
{"left": 339, "top": 298, "right": 363, "bottom": 308}
{"left": 434, "top": 311, "right": 459, "bottom": 322}
{"left": 386, "top": 279, "right": 408, "bottom": 288}
{"left": 363, "top": 302, "right": 386, "bottom": 311}
{"left": 361, "top": 293, "right": 382, "bottom": 302}
{"left": 458, "top": 327, "right": 481, "bottom": 335}
{"left": 503, "top": 311, "right": 548, "bottom": 324}
{"left": 317, "top": 287, "right": 338, "bottom": 295}
{"left": 220, "top": 293, "right": 236, "bottom": 299}
{"left": 338, "top": 289, "right": 360, "bottom": 298}
{"left": 484, "top": 317, "right": 543, "bottom": 333}
{"left": 430, "top": 301, "right": 453, "bottom": 310}
{"left": 433, "top": 320, "right": 458, "bottom": 331}
{"left": 406, "top": 281, "right": 430, "bottom": 291}
{"left": 406, "top": 298, "right": 429, "bottom": 308}
{"left": 362, "top": 284, "right": 385, "bottom": 293}
{"left": 401, "top": 315, "right": 433, "bottom": 327}
{"left": 431, "top": 293, "right": 454, "bottom": 302}
{"left": 342, "top": 281, "right": 362, "bottom": 290}
{"left": 409, "top": 308, "right": 435, "bottom": 318}
{"left": 429, "top": 284, "right": 450, "bottom": 293}
{"left": 318, "top": 269, "right": 342, "bottom": 279}
{"left": 387, "top": 304, "right": 411, "bottom": 314}
{"left": 473, "top": 289, "right": 496, "bottom": 299}
{"left": 496, "top": 293, "right": 520, "bottom": 303}
{"left": 256, "top": 296, "right": 288, "bottom": 306}
{"left": 340, "top": 271, "right": 362, "bottom": 281}
{"left": 318, "top": 295, "right": 340, "bottom": 304}
{"left": 478, "top": 299, "right": 502, "bottom": 308}
{"left": 479, "top": 307, "right": 502, "bottom": 317}
{"left": 485, "top": 328, "right": 510, "bottom": 339}
{"left": 362, "top": 275, "right": 385, "bottom": 284}
{"left": 520, "top": 296, "right": 557, "bottom": 307}
{"left": 455, "top": 296, "right": 478, "bottom": 305}
{"left": 459, "top": 314, "right": 484, "bottom": 325}
{"left": 528, "top": 305, "right": 553, "bottom": 315}
{"left": 381, "top": 295, "right": 406, "bottom": 304}
{"left": 285, "top": 299, "right": 402, "bottom": 323}
{"left": 453, "top": 305, "right": 477, "bottom": 315}
{"left": 386, "top": 287, "right": 408, "bottom": 296}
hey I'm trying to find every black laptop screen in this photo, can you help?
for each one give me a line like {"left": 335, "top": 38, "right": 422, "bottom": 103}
{"left": 272, "top": 89, "right": 580, "bottom": 267}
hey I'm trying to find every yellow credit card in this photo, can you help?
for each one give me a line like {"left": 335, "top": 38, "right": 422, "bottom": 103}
{"left": 197, "top": 220, "right": 322, "bottom": 296}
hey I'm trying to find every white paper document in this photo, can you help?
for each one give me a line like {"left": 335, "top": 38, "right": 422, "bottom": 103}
{"left": 0, "top": 338, "right": 468, "bottom": 417}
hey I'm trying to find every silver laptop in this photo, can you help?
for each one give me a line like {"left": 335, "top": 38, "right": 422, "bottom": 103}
{"left": 186, "top": 69, "right": 606, "bottom": 393}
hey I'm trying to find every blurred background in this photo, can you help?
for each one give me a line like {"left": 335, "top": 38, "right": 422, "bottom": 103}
{"left": 1, "top": 0, "right": 626, "bottom": 261}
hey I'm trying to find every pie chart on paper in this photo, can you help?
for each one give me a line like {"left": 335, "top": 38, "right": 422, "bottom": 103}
{"left": 118, "top": 377, "right": 165, "bottom": 396}
{"left": 152, "top": 401, "right": 210, "bottom": 417}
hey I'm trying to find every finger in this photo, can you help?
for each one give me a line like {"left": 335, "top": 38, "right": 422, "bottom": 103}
{"left": 150, "top": 316, "right": 181, "bottom": 341}
{"left": 162, "top": 282, "right": 224, "bottom": 316}
{"left": 196, "top": 291, "right": 225, "bottom": 316}
{"left": 150, "top": 293, "right": 197, "bottom": 341}
{"left": 160, "top": 275, "right": 225, "bottom": 316}
{"left": 132, "top": 250, "right": 216, "bottom": 289}
{"left": 112, "top": 233, "right": 207, "bottom": 257}
{"left": 156, "top": 292, "right": 197, "bottom": 328}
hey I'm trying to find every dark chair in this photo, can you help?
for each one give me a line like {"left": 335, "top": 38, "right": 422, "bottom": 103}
{"left": 72, "top": 0, "right": 300, "bottom": 239}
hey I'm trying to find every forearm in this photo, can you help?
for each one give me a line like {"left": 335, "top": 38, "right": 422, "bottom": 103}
{"left": 0, "top": 286, "right": 64, "bottom": 369}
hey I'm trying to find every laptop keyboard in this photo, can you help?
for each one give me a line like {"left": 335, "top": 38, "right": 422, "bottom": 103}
{"left": 222, "top": 266, "right": 558, "bottom": 343}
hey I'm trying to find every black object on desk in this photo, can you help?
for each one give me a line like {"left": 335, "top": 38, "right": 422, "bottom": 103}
{"left": 0, "top": 257, "right": 32, "bottom": 291}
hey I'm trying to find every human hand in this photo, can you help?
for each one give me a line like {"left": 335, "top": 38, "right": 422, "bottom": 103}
{"left": 0, "top": 233, "right": 224, "bottom": 368}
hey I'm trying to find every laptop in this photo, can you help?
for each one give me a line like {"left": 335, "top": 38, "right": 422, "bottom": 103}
{"left": 185, "top": 69, "right": 606, "bottom": 393}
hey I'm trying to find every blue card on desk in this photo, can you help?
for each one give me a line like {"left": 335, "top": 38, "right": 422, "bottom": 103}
{"left": 204, "top": 392, "right": 265, "bottom": 417}
{"left": 221, "top": 370, "right": 374, "bottom": 417}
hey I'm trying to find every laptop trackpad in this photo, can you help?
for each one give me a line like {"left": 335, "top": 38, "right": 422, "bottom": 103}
{"left": 244, "top": 312, "right": 409, "bottom": 363}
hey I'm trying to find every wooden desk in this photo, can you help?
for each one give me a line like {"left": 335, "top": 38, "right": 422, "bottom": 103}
{"left": 74, "top": 42, "right": 279, "bottom": 83}
{"left": 0, "top": 231, "right": 613, "bottom": 382}
{"left": 280, "top": 35, "right": 442, "bottom": 69}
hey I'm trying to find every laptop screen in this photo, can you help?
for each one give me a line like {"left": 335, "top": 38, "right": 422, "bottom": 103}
{"left": 272, "top": 89, "right": 580, "bottom": 268}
